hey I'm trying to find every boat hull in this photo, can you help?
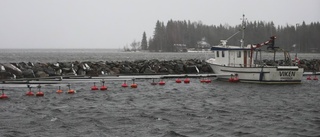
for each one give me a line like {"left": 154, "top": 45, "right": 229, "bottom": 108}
{"left": 208, "top": 63, "right": 304, "bottom": 84}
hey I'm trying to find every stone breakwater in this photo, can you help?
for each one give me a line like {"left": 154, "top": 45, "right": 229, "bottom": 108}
{"left": 0, "top": 59, "right": 212, "bottom": 80}
{"left": 0, "top": 59, "right": 319, "bottom": 80}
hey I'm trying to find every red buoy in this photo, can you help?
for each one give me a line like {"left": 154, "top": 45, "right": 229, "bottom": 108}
{"left": 175, "top": 78, "right": 181, "bottom": 83}
{"left": 91, "top": 82, "right": 99, "bottom": 90}
{"left": 100, "top": 85, "right": 107, "bottom": 90}
{"left": 0, "top": 93, "right": 8, "bottom": 99}
{"left": 36, "top": 84, "right": 44, "bottom": 97}
{"left": 0, "top": 89, "right": 8, "bottom": 99}
{"left": 151, "top": 79, "right": 157, "bottom": 85}
{"left": 159, "top": 80, "right": 165, "bottom": 85}
{"left": 26, "top": 85, "right": 34, "bottom": 96}
{"left": 229, "top": 78, "right": 234, "bottom": 82}
{"left": 100, "top": 80, "right": 108, "bottom": 90}
{"left": 314, "top": 75, "right": 318, "bottom": 80}
{"left": 229, "top": 74, "right": 240, "bottom": 83}
{"left": 200, "top": 78, "right": 206, "bottom": 83}
{"left": 307, "top": 75, "right": 312, "bottom": 80}
{"left": 184, "top": 78, "right": 190, "bottom": 84}
{"left": 26, "top": 91, "right": 34, "bottom": 96}
{"left": 122, "top": 80, "right": 128, "bottom": 88}
{"left": 205, "top": 78, "right": 212, "bottom": 83}
{"left": 233, "top": 78, "right": 239, "bottom": 82}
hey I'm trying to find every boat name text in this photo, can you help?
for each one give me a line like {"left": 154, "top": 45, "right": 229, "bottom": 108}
{"left": 279, "top": 71, "right": 295, "bottom": 77}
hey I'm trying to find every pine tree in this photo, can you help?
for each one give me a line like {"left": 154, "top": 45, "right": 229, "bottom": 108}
{"left": 141, "top": 32, "right": 148, "bottom": 50}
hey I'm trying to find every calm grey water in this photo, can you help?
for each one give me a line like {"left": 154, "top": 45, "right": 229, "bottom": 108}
{"left": 0, "top": 49, "right": 319, "bottom": 63}
{"left": 0, "top": 49, "right": 320, "bottom": 137}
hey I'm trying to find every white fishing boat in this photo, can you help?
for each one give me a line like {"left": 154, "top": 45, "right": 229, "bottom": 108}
{"left": 206, "top": 15, "right": 304, "bottom": 84}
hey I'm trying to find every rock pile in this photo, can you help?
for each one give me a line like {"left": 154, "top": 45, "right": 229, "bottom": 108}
{"left": 1, "top": 59, "right": 319, "bottom": 80}
{"left": 0, "top": 59, "right": 212, "bottom": 80}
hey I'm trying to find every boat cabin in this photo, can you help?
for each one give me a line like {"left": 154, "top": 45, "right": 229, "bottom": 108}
{"left": 211, "top": 45, "right": 252, "bottom": 67}
{"left": 209, "top": 39, "right": 264, "bottom": 68}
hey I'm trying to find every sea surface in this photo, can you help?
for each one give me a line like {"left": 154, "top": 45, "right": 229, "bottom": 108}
{"left": 0, "top": 49, "right": 319, "bottom": 63}
{"left": 0, "top": 49, "right": 320, "bottom": 137}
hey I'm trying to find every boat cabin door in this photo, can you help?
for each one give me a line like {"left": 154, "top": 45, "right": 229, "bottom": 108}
{"left": 229, "top": 51, "right": 236, "bottom": 67}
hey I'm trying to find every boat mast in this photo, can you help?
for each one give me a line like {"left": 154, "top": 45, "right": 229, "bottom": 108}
{"left": 240, "top": 14, "right": 246, "bottom": 48}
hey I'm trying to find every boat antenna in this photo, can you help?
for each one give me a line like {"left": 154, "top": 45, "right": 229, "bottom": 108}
{"left": 240, "top": 14, "right": 247, "bottom": 48}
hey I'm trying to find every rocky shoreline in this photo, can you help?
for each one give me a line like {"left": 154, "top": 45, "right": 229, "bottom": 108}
{"left": 0, "top": 59, "right": 319, "bottom": 80}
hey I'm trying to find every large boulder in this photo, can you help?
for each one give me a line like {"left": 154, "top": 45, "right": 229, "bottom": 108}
{"left": 35, "top": 71, "right": 49, "bottom": 78}
{"left": 1, "top": 63, "right": 23, "bottom": 78}
{"left": 22, "top": 69, "right": 36, "bottom": 78}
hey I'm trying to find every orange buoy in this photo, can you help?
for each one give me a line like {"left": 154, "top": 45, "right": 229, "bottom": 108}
{"left": 131, "top": 83, "right": 138, "bottom": 88}
{"left": 122, "top": 80, "right": 128, "bottom": 88}
{"left": 184, "top": 78, "right": 190, "bottom": 84}
{"left": 56, "top": 86, "right": 63, "bottom": 93}
{"left": 91, "top": 82, "right": 99, "bottom": 90}
{"left": 0, "top": 88, "right": 8, "bottom": 99}
{"left": 131, "top": 79, "right": 138, "bottom": 88}
{"left": 100, "top": 80, "right": 107, "bottom": 90}
{"left": 307, "top": 75, "right": 312, "bottom": 80}
{"left": 67, "top": 89, "right": 75, "bottom": 94}
{"left": 36, "top": 84, "right": 44, "bottom": 97}
{"left": 26, "top": 85, "right": 34, "bottom": 96}
{"left": 67, "top": 84, "right": 75, "bottom": 94}
{"left": 36, "top": 91, "right": 44, "bottom": 96}
{"left": 159, "top": 80, "right": 165, "bottom": 85}
{"left": 175, "top": 78, "right": 181, "bottom": 83}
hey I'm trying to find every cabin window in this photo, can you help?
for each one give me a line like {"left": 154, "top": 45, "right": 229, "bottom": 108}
{"left": 237, "top": 51, "right": 241, "bottom": 58}
{"left": 222, "top": 51, "right": 225, "bottom": 57}
{"left": 216, "top": 51, "right": 219, "bottom": 57}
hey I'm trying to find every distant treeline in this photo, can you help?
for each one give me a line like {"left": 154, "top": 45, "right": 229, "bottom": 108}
{"left": 141, "top": 20, "right": 320, "bottom": 52}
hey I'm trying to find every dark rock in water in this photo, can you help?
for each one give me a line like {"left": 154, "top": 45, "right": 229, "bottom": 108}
{"left": 22, "top": 69, "right": 35, "bottom": 78}
{"left": 62, "top": 68, "right": 72, "bottom": 73}
{"left": 43, "top": 67, "right": 56, "bottom": 76}
{"left": 186, "top": 65, "right": 199, "bottom": 73}
{"left": 55, "top": 69, "right": 62, "bottom": 76}
{"left": 35, "top": 71, "right": 49, "bottom": 78}
{"left": 77, "top": 68, "right": 86, "bottom": 76}
{"left": 121, "top": 66, "right": 132, "bottom": 74}
{"left": 159, "top": 67, "right": 168, "bottom": 73}
{"left": 27, "top": 62, "right": 34, "bottom": 67}
{"left": 86, "top": 70, "right": 100, "bottom": 76}
{"left": 0, "top": 71, "right": 14, "bottom": 79}
{"left": 143, "top": 68, "right": 156, "bottom": 74}
{"left": 60, "top": 62, "right": 73, "bottom": 68}
{"left": 1, "top": 63, "right": 23, "bottom": 78}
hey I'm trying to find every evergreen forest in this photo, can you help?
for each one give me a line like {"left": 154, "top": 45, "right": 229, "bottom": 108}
{"left": 140, "top": 20, "right": 320, "bottom": 53}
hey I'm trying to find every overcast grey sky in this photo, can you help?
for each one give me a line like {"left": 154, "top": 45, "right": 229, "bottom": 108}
{"left": 0, "top": 0, "right": 319, "bottom": 49}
